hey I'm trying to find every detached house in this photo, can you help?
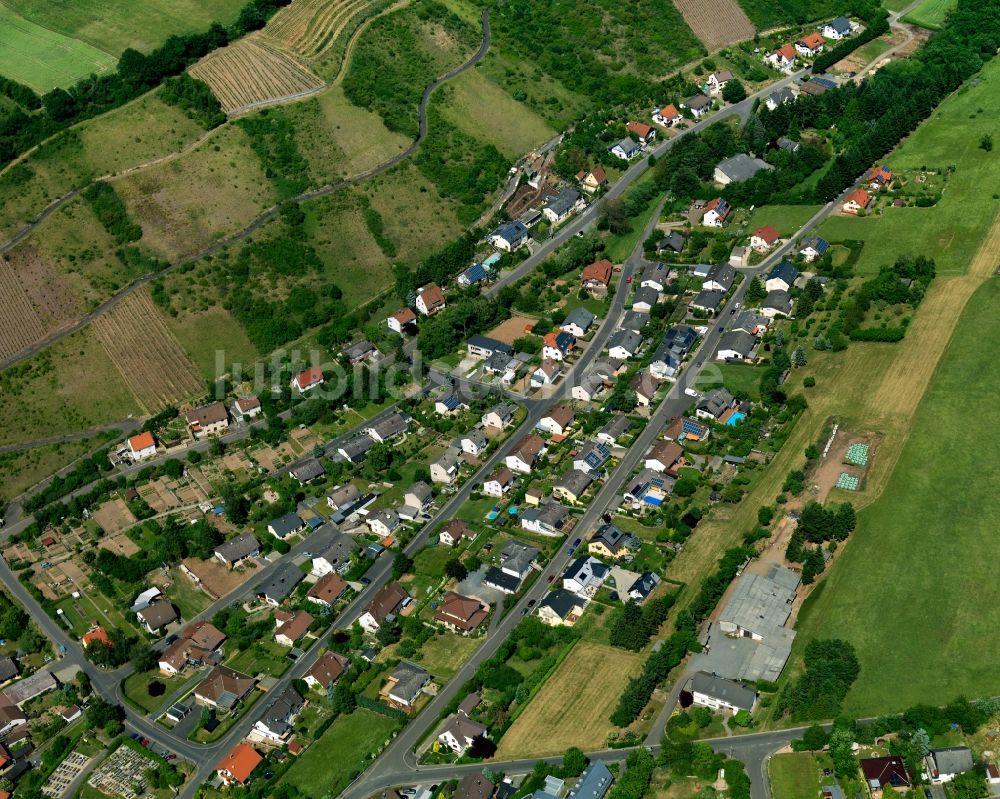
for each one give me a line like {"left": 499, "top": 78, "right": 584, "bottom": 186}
{"left": 868, "top": 165, "right": 893, "bottom": 190}
{"left": 859, "top": 756, "right": 910, "bottom": 794}
{"left": 597, "top": 414, "right": 631, "bottom": 446}
{"left": 483, "top": 467, "right": 514, "bottom": 498}
{"left": 543, "top": 330, "right": 575, "bottom": 361}
{"left": 631, "top": 285, "right": 659, "bottom": 313}
{"left": 359, "top": 581, "right": 408, "bottom": 634}
{"left": 696, "top": 388, "right": 738, "bottom": 422}
{"left": 799, "top": 236, "right": 829, "bottom": 262}
{"left": 645, "top": 439, "right": 684, "bottom": 474}
{"left": 232, "top": 396, "right": 262, "bottom": 422}
{"left": 653, "top": 103, "right": 682, "bottom": 127}
{"left": 482, "top": 401, "right": 516, "bottom": 430}
{"left": 543, "top": 188, "right": 584, "bottom": 224}
{"left": 136, "top": 600, "right": 178, "bottom": 635}
{"left": 608, "top": 329, "right": 643, "bottom": 360}
{"left": 434, "top": 592, "right": 488, "bottom": 633}
{"left": 305, "top": 651, "right": 350, "bottom": 691}
{"left": 537, "top": 589, "right": 586, "bottom": 627}
{"left": 750, "top": 225, "right": 780, "bottom": 252}
{"left": 690, "top": 289, "right": 725, "bottom": 315}
{"left": 253, "top": 686, "right": 303, "bottom": 743}
{"left": 588, "top": 523, "right": 639, "bottom": 559}
{"left": 627, "top": 120, "right": 656, "bottom": 143}
{"left": 439, "top": 519, "right": 475, "bottom": 547}
{"left": 581, "top": 259, "right": 614, "bottom": 291}
{"left": 186, "top": 402, "right": 229, "bottom": 438}
{"left": 195, "top": 666, "right": 255, "bottom": 710}
{"left": 216, "top": 743, "right": 263, "bottom": 786}
{"left": 795, "top": 32, "right": 826, "bottom": 56}
{"left": 537, "top": 404, "right": 575, "bottom": 436}
{"left": 631, "top": 372, "right": 660, "bottom": 407}
{"left": 689, "top": 671, "right": 757, "bottom": 714}
{"left": 274, "top": 610, "right": 314, "bottom": 647}
{"left": 291, "top": 366, "right": 324, "bottom": 393}
{"left": 385, "top": 661, "right": 430, "bottom": 708}
{"left": 681, "top": 94, "right": 711, "bottom": 118}
{"left": 552, "top": 466, "right": 594, "bottom": 504}
{"left": 467, "top": 334, "right": 513, "bottom": 360}
{"left": 531, "top": 358, "right": 562, "bottom": 387}
{"left": 766, "top": 44, "right": 797, "bottom": 70}
{"left": 430, "top": 447, "right": 462, "bottom": 485}
{"left": 438, "top": 715, "right": 488, "bottom": 754}
{"left": 562, "top": 556, "right": 610, "bottom": 598}
{"left": 484, "top": 540, "right": 539, "bottom": 593}
{"left": 387, "top": 307, "right": 417, "bottom": 334}
{"left": 307, "top": 573, "right": 348, "bottom": 608}
{"left": 822, "top": 16, "right": 852, "bottom": 39}
{"left": 127, "top": 432, "right": 156, "bottom": 461}
{"left": 610, "top": 137, "right": 642, "bottom": 161}
{"left": 488, "top": 220, "right": 529, "bottom": 252}
{"left": 572, "top": 371, "right": 606, "bottom": 403}
{"left": 573, "top": 440, "right": 611, "bottom": 473}
{"left": 717, "top": 330, "right": 757, "bottom": 361}
{"left": 766, "top": 88, "right": 794, "bottom": 111}
{"left": 561, "top": 307, "right": 596, "bottom": 337}
{"left": 576, "top": 165, "right": 608, "bottom": 194}
{"left": 702, "top": 198, "right": 732, "bottom": 227}
{"left": 366, "top": 508, "right": 400, "bottom": 538}
{"left": 268, "top": 512, "right": 305, "bottom": 540}
{"left": 765, "top": 260, "right": 799, "bottom": 292}
{"left": 416, "top": 284, "right": 446, "bottom": 316}
{"left": 761, "top": 289, "right": 793, "bottom": 319}
{"left": 842, "top": 188, "right": 871, "bottom": 214}
{"left": 460, "top": 428, "right": 488, "bottom": 457}
{"left": 506, "top": 434, "right": 546, "bottom": 474}
{"left": 435, "top": 392, "right": 467, "bottom": 415}
{"left": 214, "top": 534, "right": 260, "bottom": 569}
{"left": 714, "top": 154, "right": 773, "bottom": 186}
{"left": 367, "top": 411, "right": 410, "bottom": 443}
{"left": 924, "top": 747, "right": 974, "bottom": 784}
{"left": 703, "top": 263, "right": 736, "bottom": 292}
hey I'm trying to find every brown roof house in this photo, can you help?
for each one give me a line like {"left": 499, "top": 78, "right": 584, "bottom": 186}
{"left": 186, "top": 402, "right": 229, "bottom": 438}
{"left": 434, "top": 592, "right": 489, "bottom": 634}
{"left": 307, "top": 573, "right": 348, "bottom": 607}
{"left": 359, "top": 581, "right": 409, "bottom": 634}
{"left": 136, "top": 600, "right": 178, "bottom": 634}
{"left": 305, "top": 651, "right": 351, "bottom": 691}
{"left": 439, "top": 520, "right": 476, "bottom": 547}
{"left": 505, "top": 434, "right": 546, "bottom": 474}
{"left": 455, "top": 774, "right": 495, "bottom": 799}
{"left": 274, "top": 610, "right": 314, "bottom": 647}
{"left": 438, "top": 714, "right": 488, "bottom": 753}
{"left": 194, "top": 666, "right": 256, "bottom": 711}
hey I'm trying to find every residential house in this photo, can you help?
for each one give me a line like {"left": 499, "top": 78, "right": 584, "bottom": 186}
{"left": 631, "top": 286, "right": 658, "bottom": 313}
{"left": 690, "top": 289, "right": 725, "bottom": 315}
{"left": 645, "top": 439, "right": 683, "bottom": 473}
{"left": 542, "top": 188, "right": 584, "bottom": 224}
{"left": 843, "top": 188, "right": 871, "bottom": 214}
{"left": 657, "top": 231, "right": 686, "bottom": 255}
{"left": 543, "top": 330, "right": 575, "bottom": 361}
{"left": 531, "top": 358, "right": 563, "bottom": 387}
{"left": 627, "top": 121, "right": 656, "bottom": 143}
{"left": 216, "top": 743, "right": 263, "bottom": 786}
{"left": 416, "top": 283, "right": 446, "bottom": 316}
{"left": 343, "top": 339, "right": 376, "bottom": 365}
{"left": 367, "top": 411, "right": 409, "bottom": 443}
{"left": 717, "top": 330, "right": 757, "bottom": 361}
{"left": 597, "top": 415, "right": 631, "bottom": 446}
{"left": 186, "top": 402, "right": 229, "bottom": 438}
{"left": 572, "top": 371, "right": 606, "bottom": 403}
{"left": 588, "top": 523, "right": 639, "bottom": 559}
{"left": 574, "top": 439, "right": 611, "bottom": 474}
{"left": 290, "top": 458, "right": 325, "bottom": 485}
{"left": 576, "top": 166, "right": 608, "bottom": 195}
{"left": 439, "top": 520, "right": 476, "bottom": 547}
{"left": 766, "top": 44, "right": 797, "bottom": 70}
{"left": 127, "top": 431, "right": 156, "bottom": 461}
{"left": 608, "top": 329, "right": 643, "bottom": 360}
{"left": 631, "top": 372, "right": 660, "bottom": 407}
{"left": 689, "top": 671, "right": 757, "bottom": 714}
{"left": 484, "top": 350, "right": 514, "bottom": 377}
{"left": 798, "top": 80, "right": 829, "bottom": 97}
{"left": 675, "top": 416, "right": 711, "bottom": 442}
{"left": 760, "top": 290, "right": 793, "bottom": 319}
{"left": 652, "top": 103, "right": 682, "bottom": 126}
{"left": 799, "top": 236, "right": 829, "bottom": 262}
{"left": 387, "top": 307, "right": 417, "bottom": 334}
{"left": 765, "top": 260, "right": 799, "bottom": 292}
{"left": 257, "top": 563, "right": 305, "bottom": 606}
{"left": 365, "top": 509, "right": 399, "bottom": 539}
{"left": 551, "top": 470, "right": 593, "bottom": 504}
{"left": 430, "top": 447, "right": 462, "bottom": 484}
{"left": 194, "top": 666, "right": 255, "bottom": 710}
{"left": 467, "top": 334, "right": 513, "bottom": 360}
{"left": 158, "top": 621, "right": 227, "bottom": 675}
{"left": 707, "top": 69, "right": 734, "bottom": 93}
{"left": 311, "top": 536, "right": 358, "bottom": 577}
{"left": 765, "top": 88, "right": 794, "bottom": 111}
{"left": 438, "top": 715, "right": 488, "bottom": 753}
{"left": 307, "top": 573, "right": 348, "bottom": 608}
{"left": 777, "top": 135, "right": 800, "bottom": 153}
{"left": 521, "top": 501, "right": 571, "bottom": 535}
{"left": 581, "top": 259, "right": 614, "bottom": 291}
{"left": 274, "top": 610, "right": 314, "bottom": 647}
{"left": 326, "top": 483, "right": 361, "bottom": 512}
{"left": 482, "top": 467, "right": 514, "bottom": 498}
{"left": 434, "top": 592, "right": 489, "bottom": 633}
{"left": 488, "top": 220, "right": 530, "bottom": 252}
{"left": 455, "top": 774, "right": 495, "bottom": 799}
{"left": 681, "top": 94, "right": 711, "bottom": 118}
{"left": 859, "top": 756, "right": 910, "bottom": 794}
{"left": 795, "top": 32, "right": 826, "bottom": 56}
{"left": 749, "top": 225, "right": 780, "bottom": 252}
{"left": 136, "top": 600, "right": 177, "bottom": 635}
{"left": 729, "top": 245, "right": 749, "bottom": 267}
{"left": 639, "top": 261, "right": 669, "bottom": 291}
{"left": 482, "top": 402, "right": 517, "bottom": 430}
{"left": 591, "top": 357, "right": 625, "bottom": 381}
{"left": 484, "top": 540, "right": 539, "bottom": 594}
{"left": 562, "top": 556, "right": 610, "bottom": 597}
{"left": 214, "top": 534, "right": 260, "bottom": 568}
{"left": 359, "top": 581, "right": 408, "bottom": 634}
{"left": 702, "top": 197, "right": 732, "bottom": 227}
{"left": 339, "top": 434, "right": 375, "bottom": 463}
{"left": 435, "top": 392, "right": 467, "bottom": 415}
{"left": 703, "top": 263, "right": 736, "bottom": 292}
{"left": 537, "top": 404, "right": 575, "bottom": 436}
{"left": 506, "top": 434, "right": 546, "bottom": 474}
{"left": 268, "top": 512, "right": 305, "bottom": 540}
{"left": 868, "top": 165, "right": 893, "bottom": 190}
{"left": 924, "top": 748, "right": 974, "bottom": 784}
{"left": 649, "top": 325, "right": 697, "bottom": 380}
{"left": 385, "top": 661, "right": 430, "bottom": 708}
{"left": 0, "top": 657, "right": 18, "bottom": 685}
{"left": 253, "top": 686, "right": 303, "bottom": 743}
{"left": 822, "top": 16, "right": 852, "bottom": 39}
{"left": 714, "top": 154, "right": 773, "bottom": 185}
{"left": 305, "top": 651, "right": 350, "bottom": 691}
{"left": 696, "top": 388, "right": 738, "bottom": 422}
{"left": 291, "top": 366, "right": 324, "bottom": 394}
{"left": 561, "top": 307, "right": 596, "bottom": 338}
{"left": 537, "top": 589, "right": 586, "bottom": 627}
{"left": 232, "top": 396, "right": 262, "bottom": 422}
{"left": 610, "top": 137, "right": 642, "bottom": 161}
{"left": 731, "top": 310, "right": 768, "bottom": 336}
{"left": 628, "top": 571, "right": 662, "bottom": 602}
{"left": 405, "top": 482, "right": 434, "bottom": 511}
{"left": 458, "top": 262, "right": 489, "bottom": 287}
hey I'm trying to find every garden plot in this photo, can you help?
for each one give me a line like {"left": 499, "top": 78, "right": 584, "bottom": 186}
{"left": 810, "top": 427, "right": 880, "bottom": 502}
{"left": 92, "top": 498, "right": 137, "bottom": 535}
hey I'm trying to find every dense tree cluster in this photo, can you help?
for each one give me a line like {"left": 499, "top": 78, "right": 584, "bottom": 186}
{"left": 82, "top": 182, "right": 142, "bottom": 245}
{"left": 160, "top": 74, "right": 226, "bottom": 129}
{"left": 238, "top": 108, "right": 311, "bottom": 198}
{"left": 608, "top": 594, "right": 677, "bottom": 651}
{"left": 774, "top": 638, "right": 860, "bottom": 720}
{"left": 836, "top": 255, "right": 936, "bottom": 341}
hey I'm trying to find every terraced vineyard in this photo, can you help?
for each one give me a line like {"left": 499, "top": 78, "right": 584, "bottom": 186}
{"left": 0, "top": 257, "right": 46, "bottom": 360}
{"left": 92, "top": 289, "right": 205, "bottom": 412}
{"left": 673, "top": 0, "right": 755, "bottom": 50}
{"left": 189, "top": 38, "right": 325, "bottom": 114}
{"left": 261, "top": 0, "right": 376, "bottom": 58}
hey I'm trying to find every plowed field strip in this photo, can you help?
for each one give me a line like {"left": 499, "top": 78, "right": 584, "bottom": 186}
{"left": 0, "top": 256, "right": 46, "bottom": 359}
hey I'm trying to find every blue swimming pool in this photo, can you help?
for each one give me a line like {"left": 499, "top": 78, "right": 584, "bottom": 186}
{"left": 726, "top": 411, "right": 746, "bottom": 426}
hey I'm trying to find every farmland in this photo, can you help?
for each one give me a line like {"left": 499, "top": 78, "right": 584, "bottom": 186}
{"left": 673, "top": 0, "right": 755, "bottom": 52}
{"left": 496, "top": 641, "right": 643, "bottom": 757}
{"left": 189, "top": 39, "right": 325, "bottom": 114}
{"left": 0, "top": 434, "right": 114, "bottom": 504}
{"left": 734, "top": 0, "right": 844, "bottom": 29}
{"left": 0, "top": 255, "right": 47, "bottom": 360}
{"left": 0, "top": 4, "right": 116, "bottom": 92}
{"left": 91, "top": 289, "right": 205, "bottom": 413}
{"left": 5, "top": 0, "right": 247, "bottom": 55}
{"left": 260, "top": 0, "right": 381, "bottom": 59}
{"left": 902, "top": 0, "right": 958, "bottom": 29}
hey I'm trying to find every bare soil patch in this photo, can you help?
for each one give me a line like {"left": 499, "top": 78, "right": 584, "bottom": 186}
{"left": 181, "top": 556, "right": 259, "bottom": 599}
{"left": 92, "top": 498, "right": 137, "bottom": 535}
{"left": 486, "top": 315, "right": 537, "bottom": 346}
{"left": 99, "top": 533, "right": 141, "bottom": 557}
{"left": 811, "top": 428, "right": 881, "bottom": 502}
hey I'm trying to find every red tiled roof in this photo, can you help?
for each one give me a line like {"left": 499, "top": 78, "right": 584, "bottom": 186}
{"left": 845, "top": 189, "right": 871, "bottom": 208}
{"left": 82, "top": 627, "right": 111, "bottom": 649}
{"left": 419, "top": 283, "right": 445, "bottom": 309}
{"left": 591, "top": 165, "right": 607, "bottom": 183}
{"left": 294, "top": 366, "right": 324, "bottom": 389}
{"left": 581, "top": 259, "right": 613, "bottom": 286}
{"left": 777, "top": 44, "right": 797, "bottom": 59}
{"left": 658, "top": 103, "right": 680, "bottom": 118}
{"left": 128, "top": 431, "right": 154, "bottom": 451}
{"left": 391, "top": 307, "right": 417, "bottom": 325}
{"left": 798, "top": 33, "right": 825, "bottom": 48}
{"left": 627, "top": 121, "right": 653, "bottom": 139}
{"left": 216, "top": 743, "right": 263, "bottom": 784}
{"left": 434, "top": 592, "right": 488, "bottom": 631}
{"left": 752, "top": 225, "right": 780, "bottom": 243}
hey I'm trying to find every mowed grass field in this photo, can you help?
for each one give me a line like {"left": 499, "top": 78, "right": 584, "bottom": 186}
{"left": 768, "top": 753, "right": 830, "bottom": 799}
{"left": 6, "top": 0, "right": 247, "bottom": 55}
{"left": 745, "top": 204, "right": 823, "bottom": 237}
{"left": 818, "top": 60, "right": 1000, "bottom": 276}
{"left": 0, "top": 4, "right": 116, "bottom": 92}
{"left": 496, "top": 641, "right": 643, "bottom": 757}
{"left": 902, "top": 0, "right": 957, "bottom": 29}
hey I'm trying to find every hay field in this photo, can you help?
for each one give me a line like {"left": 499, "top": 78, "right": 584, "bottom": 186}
{"left": 496, "top": 642, "right": 643, "bottom": 757}
{"left": 672, "top": 0, "right": 755, "bottom": 51}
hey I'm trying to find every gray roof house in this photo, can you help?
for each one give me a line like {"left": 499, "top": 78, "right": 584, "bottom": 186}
{"left": 696, "top": 387, "right": 737, "bottom": 420}
{"left": 823, "top": 16, "right": 852, "bottom": 37}
{"left": 714, "top": 154, "right": 773, "bottom": 185}
{"left": 588, "top": 523, "right": 639, "bottom": 558}
{"left": 682, "top": 94, "right": 711, "bottom": 113}
{"left": 716, "top": 330, "right": 757, "bottom": 361}
{"left": 925, "top": 747, "right": 974, "bottom": 782}
{"left": 597, "top": 415, "right": 631, "bottom": 445}
{"left": 339, "top": 434, "right": 375, "bottom": 463}
{"left": 255, "top": 686, "right": 303, "bottom": 741}
{"left": 608, "top": 328, "right": 643, "bottom": 359}
{"left": 611, "top": 137, "right": 642, "bottom": 160}
{"left": 567, "top": 761, "right": 614, "bottom": 799}
{"left": 543, "top": 188, "right": 583, "bottom": 223}
{"left": 766, "top": 259, "right": 799, "bottom": 290}
{"left": 387, "top": 661, "right": 430, "bottom": 706}
{"left": 620, "top": 310, "right": 649, "bottom": 332}
{"left": 290, "top": 459, "right": 325, "bottom": 484}
{"left": 257, "top": 562, "right": 306, "bottom": 605}
{"left": 574, "top": 440, "right": 612, "bottom": 473}
{"left": 761, "top": 289, "right": 793, "bottom": 318}
{"left": 367, "top": 412, "right": 410, "bottom": 443}
{"left": 499, "top": 540, "right": 540, "bottom": 577}
{"left": 522, "top": 501, "right": 571, "bottom": 534}
{"left": 268, "top": 512, "right": 305, "bottom": 540}
{"left": 551, "top": 470, "right": 594, "bottom": 503}
{"left": 766, "top": 87, "right": 794, "bottom": 110}
{"left": 631, "top": 286, "right": 659, "bottom": 311}
{"left": 690, "top": 289, "right": 725, "bottom": 314}
{"left": 215, "top": 533, "right": 261, "bottom": 566}
{"left": 703, "top": 263, "right": 736, "bottom": 292}
{"left": 689, "top": 671, "right": 757, "bottom": 713}
{"left": 657, "top": 231, "right": 686, "bottom": 253}
{"left": 561, "top": 307, "right": 597, "bottom": 336}
{"left": 640, "top": 261, "right": 669, "bottom": 290}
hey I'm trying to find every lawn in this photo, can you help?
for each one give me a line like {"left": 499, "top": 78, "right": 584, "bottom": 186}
{"left": 603, "top": 175, "right": 662, "bottom": 263}
{"left": 7, "top": 0, "right": 247, "bottom": 55}
{"left": 795, "top": 278, "right": 1000, "bottom": 715}
{"left": 0, "top": 4, "right": 115, "bottom": 92}
{"left": 902, "top": 0, "right": 957, "bottom": 29}
{"left": 122, "top": 670, "right": 181, "bottom": 714}
{"left": 165, "top": 307, "right": 259, "bottom": 383}
{"left": 716, "top": 362, "right": 763, "bottom": 401}
{"left": 225, "top": 640, "right": 292, "bottom": 678}
{"left": 53, "top": 596, "right": 90, "bottom": 637}
{"left": 496, "top": 641, "right": 643, "bottom": 756}
{"left": 164, "top": 571, "right": 211, "bottom": 619}
{"left": 818, "top": 58, "right": 1000, "bottom": 277}
{"left": 281, "top": 709, "right": 400, "bottom": 796}
{"left": 0, "top": 433, "right": 113, "bottom": 504}
{"left": 768, "top": 752, "right": 833, "bottom": 799}
{"left": 412, "top": 632, "right": 482, "bottom": 680}
{"left": 745, "top": 204, "right": 823, "bottom": 237}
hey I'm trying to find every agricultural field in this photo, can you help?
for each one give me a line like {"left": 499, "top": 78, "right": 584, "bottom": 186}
{"left": 5, "top": 0, "right": 248, "bottom": 55}
{"left": 673, "top": 0, "right": 755, "bottom": 52}
{"left": 0, "top": 4, "right": 116, "bottom": 92}
{"left": 496, "top": 641, "right": 643, "bottom": 757}
{"left": 164, "top": 306, "right": 259, "bottom": 382}
{"left": 92, "top": 289, "right": 205, "bottom": 413}
{"left": 795, "top": 276, "right": 1000, "bottom": 715}
{"left": 0, "top": 254, "right": 47, "bottom": 361}
{"left": 0, "top": 329, "right": 141, "bottom": 448}
{"left": 0, "top": 434, "right": 114, "bottom": 504}
{"left": 734, "top": 0, "right": 843, "bottom": 29}
{"left": 902, "top": 0, "right": 957, "bottom": 29}
{"left": 189, "top": 39, "right": 325, "bottom": 114}
{"left": 260, "top": 0, "right": 380, "bottom": 60}
{"left": 0, "top": 93, "right": 206, "bottom": 242}
{"left": 817, "top": 61, "right": 1000, "bottom": 277}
